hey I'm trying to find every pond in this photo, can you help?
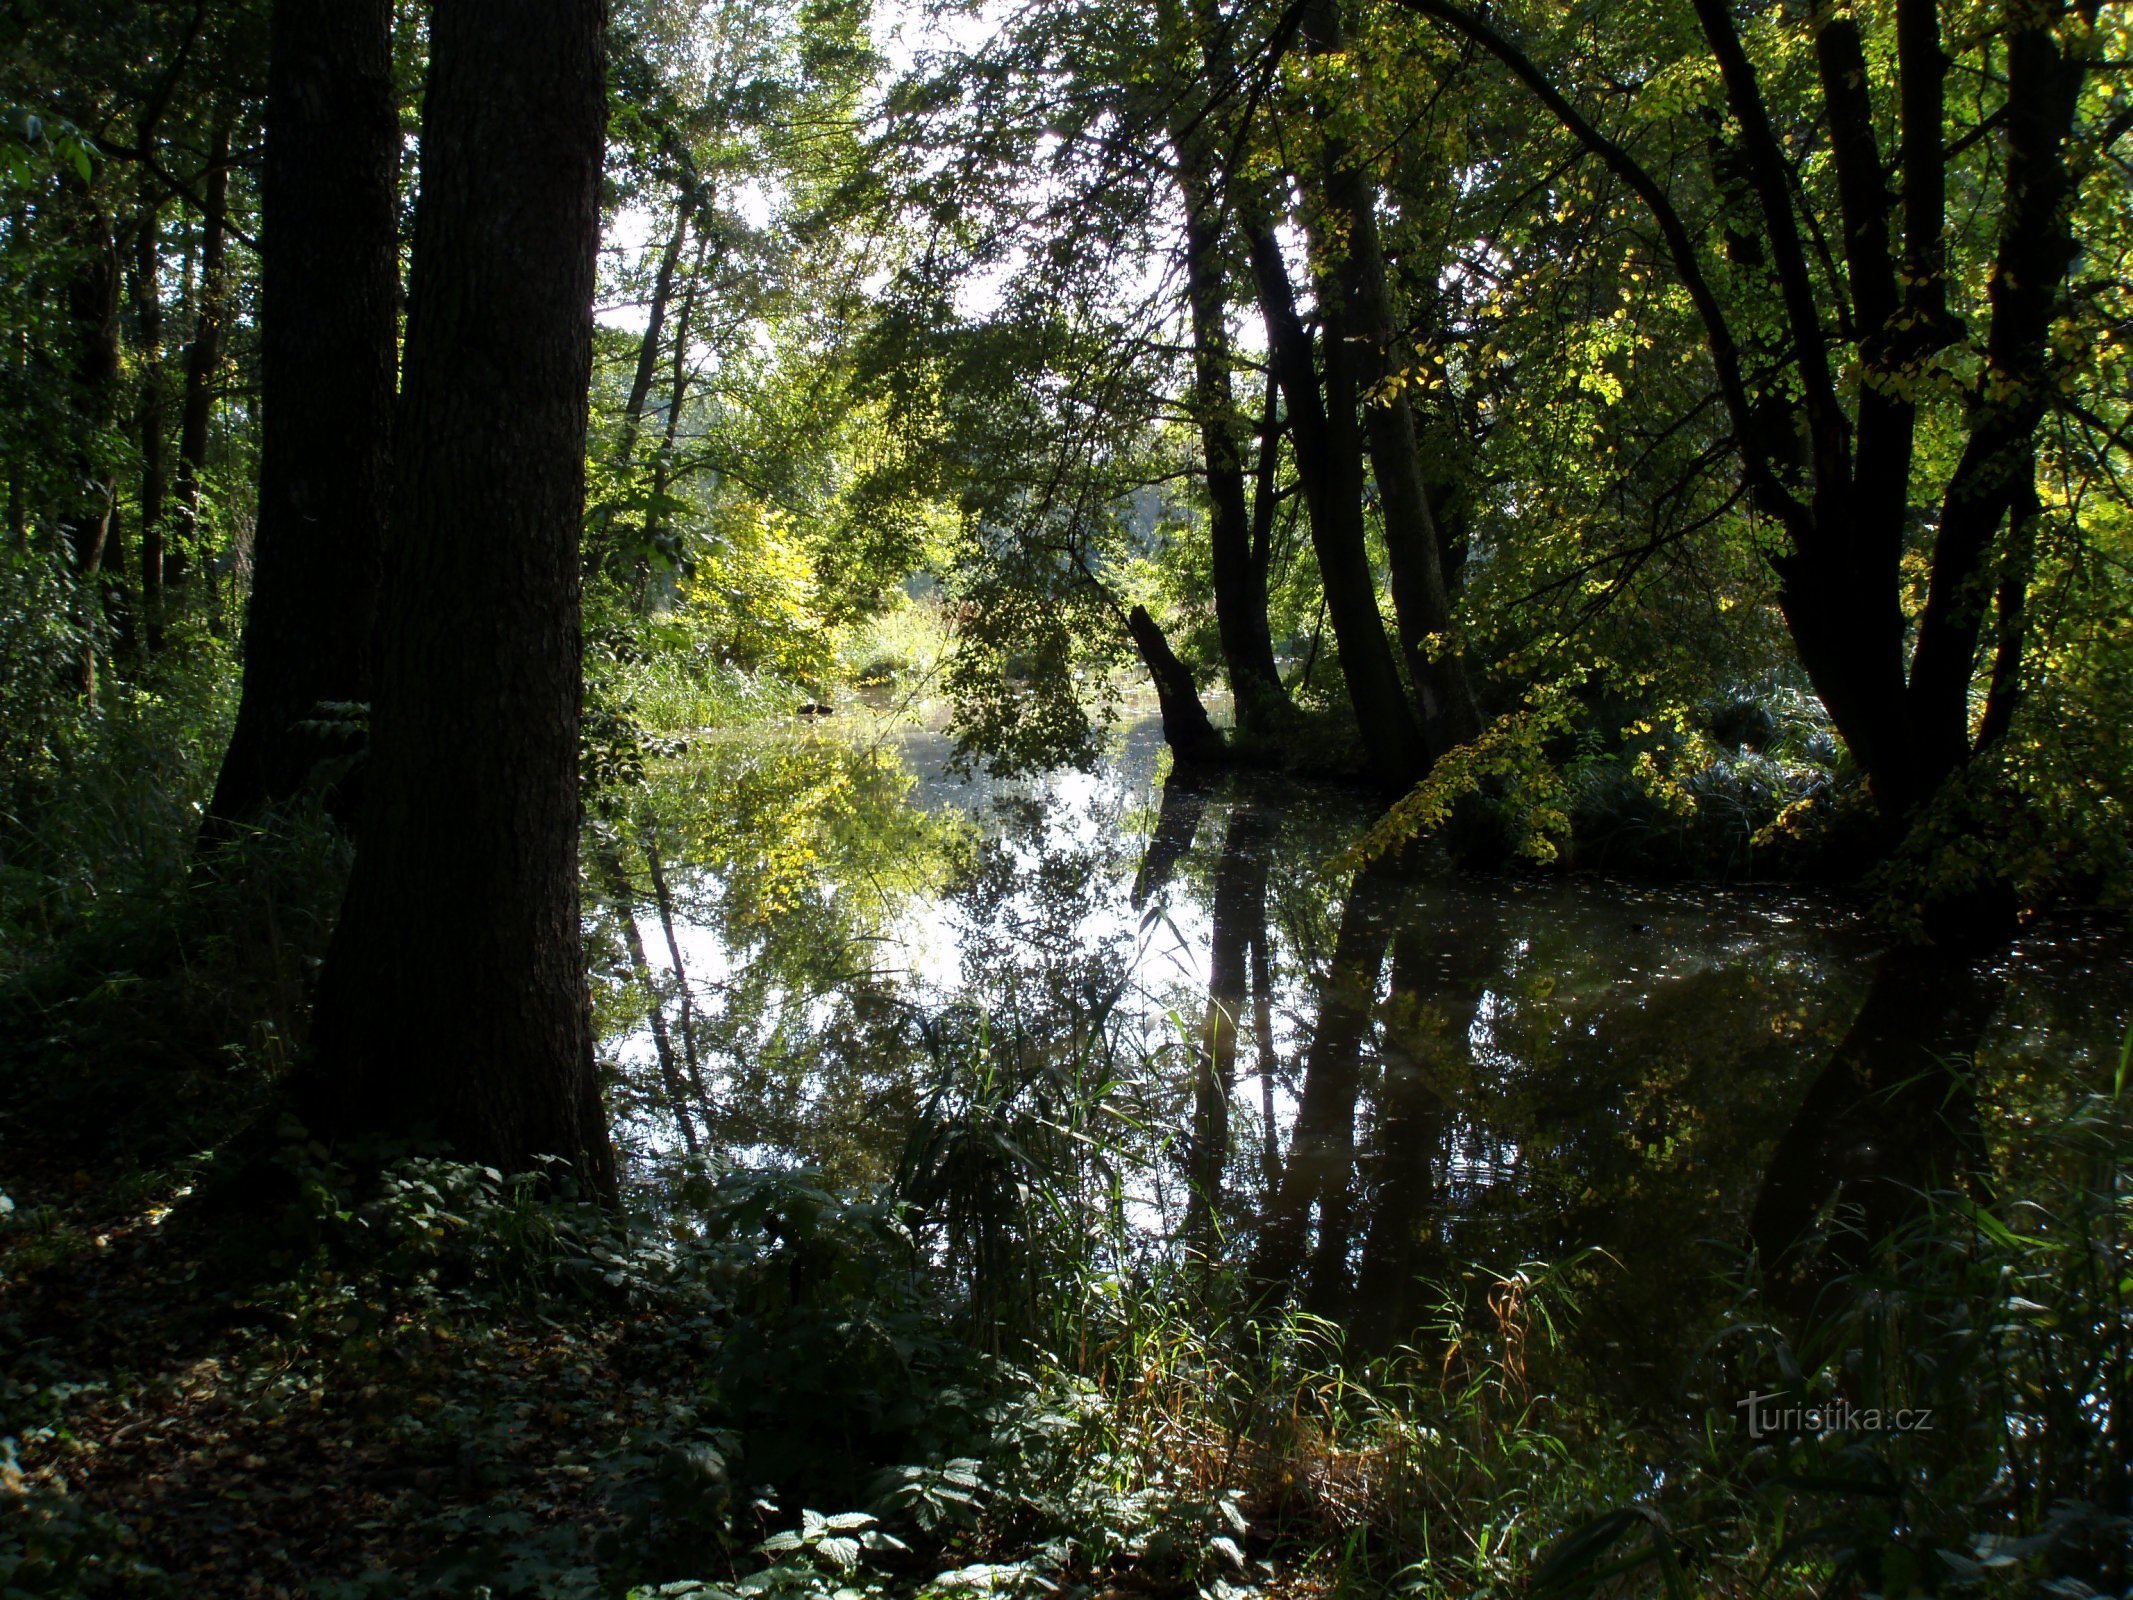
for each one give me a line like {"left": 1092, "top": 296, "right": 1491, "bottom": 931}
{"left": 588, "top": 712, "right": 2133, "bottom": 1399}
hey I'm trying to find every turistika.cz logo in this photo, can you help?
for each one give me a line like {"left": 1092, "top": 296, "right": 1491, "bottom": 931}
{"left": 1736, "top": 1391, "right": 1935, "bottom": 1440}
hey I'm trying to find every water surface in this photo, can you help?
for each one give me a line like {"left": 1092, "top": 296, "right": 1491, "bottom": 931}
{"left": 589, "top": 715, "right": 2133, "bottom": 1390}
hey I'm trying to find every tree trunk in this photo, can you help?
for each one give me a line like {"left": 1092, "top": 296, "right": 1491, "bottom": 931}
{"left": 638, "top": 216, "right": 714, "bottom": 592}
{"left": 172, "top": 116, "right": 232, "bottom": 601}
{"left": 1249, "top": 368, "right": 1283, "bottom": 581}
{"left": 129, "top": 198, "right": 170, "bottom": 652}
{"left": 1156, "top": 17, "right": 1289, "bottom": 743}
{"left": 1127, "top": 603, "right": 1227, "bottom": 768}
{"left": 1904, "top": 0, "right": 2087, "bottom": 794}
{"left": 589, "top": 199, "right": 688, "bottom": 572}
{"left": 1193, "top": 0, "right": 1428, "bottom": 791}
{"left": 61, "top": 198, "right": 121, "bottom": 698}
{"left": 1241, "top": 214, "right": 1429, "bottom": 791}
{"left": 618, "top": 203, "right": 688, "bottom": 461}
{"left": 303, "top": 0, "right": 616, "bottom": 1196}
{"left": 1974, "top": 449, "right": 2038, "bottom": 756}
{"left": 1394, "top": 0, "right": 2092, "bottom": 870}
{"left": 1303, "top": 0, "right": 1481, "bottom": 759}
{"left": 205, "top": 0, "right": 398, "bottom": 839}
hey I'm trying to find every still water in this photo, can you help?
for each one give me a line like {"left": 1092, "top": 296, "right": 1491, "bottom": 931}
{"left": 590, "top": 714, "right": 2132, "bottom": 1385}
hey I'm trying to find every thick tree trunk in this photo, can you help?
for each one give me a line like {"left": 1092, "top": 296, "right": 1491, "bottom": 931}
{"left": 1905, "top": 1, "right": 2086, "bottom": 793}
{"left": 172, "top": 117, "right": 232, "bottom": 601}
{"left": 1192, "top": 0, "right": 1427, "bottom": 791}
{"left": 1390, "top": 0, "right": 2085, "bottom": 864}
{"left": 1157, "top": 33, "right": 1289, "bottom": 743}
{"left": 205, "top": 0, "right": 398, "bottom": 838}
{"left": 304, "top": 0, "right": 616, "bottom": 1196}
{"left": 1127, "top": 603, "right": 1227, "bottom": 768}
{"left": 1303, "top": 0, "right": 1481, "bottom": 759}
{"left": 129, "top": 200, "right": 169, "bottom": 652}
{"left": 1240, "top": 214, "right": 1429, "bottom": 791}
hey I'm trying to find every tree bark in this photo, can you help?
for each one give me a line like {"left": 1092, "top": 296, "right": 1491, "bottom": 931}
{"left": 303, "top": 0, "right": 616, "bottom": 1196}
{"left": 172, "top": 115, "right": 232, "bottom": 600}
{"left": 1127, "top": 603, "right": 1227, "bottom": 768}
{"left": 129, "top": 198, "right": 170, "bottom": 652}
{"left": 205, "top": 0, "right": 398, "bottom": 839}
{"left": 1905, "top": 0, "right": 2087, "bottom": 791}
{"left": 1241, "top": 213, "right": 1429, "bottom": 791}
{"left": 1156, "top": 11, "right": 1290, "bottom": 743}
{"left": 590, "top": 198, "right": 688, "bottom": 572}
{"left": 618, "top": 203, "right": 688, "bottom": 461}
{"left": 1195, "top": 0, "right": 1429, "bottom": 791}
{"left": 60, "top": 197, "right": 122, "bottom": 698}
{"left": 639, "top": 214, "right": 715, "bottom": 585}
{"left": 1302, "top": 0, "right": 1481, "bottom": 759}
{"left": 1392, "top": 0, "right": 2094, "bottom": 863}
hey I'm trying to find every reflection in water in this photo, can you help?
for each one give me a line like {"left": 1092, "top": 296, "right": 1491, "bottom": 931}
{"left": 594, "top": 835, "right": 703, "bottom": 1156}
{"left": 1185, "top": 802, "right": 1271, "bottom": 1253}
{"left": 1252, "top": 861, "right": 1397, "bottom": 1311}
{"left": 1750, "top": 951, "right": 2000, "bottom": 1302}
{"left": 591, "top": 718, "right": 2133, "bottom": 1381}
{"left": 1132, "top": 772, "right": 1210, "bottom": 912}
{"left": 1350, "top": 917, "right": 1497, "bottom": 1350}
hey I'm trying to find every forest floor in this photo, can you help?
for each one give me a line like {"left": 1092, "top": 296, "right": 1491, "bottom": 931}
{"left": 4, "top": 1100, "right": 1309, "bottom": 1600}
{"left": 4, "top": 1151, "right": 683, "bottom": 1596}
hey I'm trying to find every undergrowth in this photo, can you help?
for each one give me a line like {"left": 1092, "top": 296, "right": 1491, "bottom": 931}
{"left": 6, "top": 1051, "right": 2126, "bottom": 1598}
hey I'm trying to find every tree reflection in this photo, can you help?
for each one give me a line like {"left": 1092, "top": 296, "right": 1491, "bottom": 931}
{"left": 1132, "top": 770, "right": 1211, "bottom": 911}
{"left": 1184, "top": 804, "right": 1273, "bottom": 1252}
{"left": 1349, "top": 919, "right": 1502, "bottom": 1350}
{"left": 591, "top": 721, "right": 2130, "bottom": 1391}
{"left": 1751, "top": 950, "right": 2000, "bottom": 1304}
{"left": 588, "top": 732, "right": 966, "bottom": 1180}
{"left": 1251, "top": 863, "right": 1399, "bottom": 1311}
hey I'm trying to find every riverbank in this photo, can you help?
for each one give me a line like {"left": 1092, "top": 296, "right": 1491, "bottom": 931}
{"left": 6, "top": 653, "right": 2129, "bottom": 1598}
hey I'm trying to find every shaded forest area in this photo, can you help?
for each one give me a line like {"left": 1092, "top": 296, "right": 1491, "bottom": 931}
{"left": 3, "top": 0, "right": 2131, "bottom": 1595}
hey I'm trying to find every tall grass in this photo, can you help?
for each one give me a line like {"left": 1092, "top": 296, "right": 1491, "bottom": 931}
{"left": 885, "top": 1003, "right": 2133, "bottom": 1599}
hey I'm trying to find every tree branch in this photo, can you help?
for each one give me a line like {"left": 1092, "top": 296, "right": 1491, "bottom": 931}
{"left": 1385, "top": 0, "right": 1809, "bottom": 543}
